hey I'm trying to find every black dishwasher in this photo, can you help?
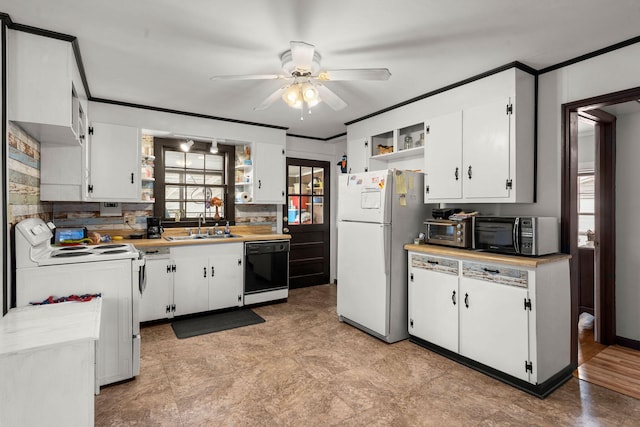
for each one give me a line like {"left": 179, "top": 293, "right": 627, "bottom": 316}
{"left": 244, "top": 240, "right": 289, "bottom": 295}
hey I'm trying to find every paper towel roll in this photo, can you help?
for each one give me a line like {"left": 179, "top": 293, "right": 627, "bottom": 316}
{"left": 237, "top": 192, "right": 251, "bottom": 202}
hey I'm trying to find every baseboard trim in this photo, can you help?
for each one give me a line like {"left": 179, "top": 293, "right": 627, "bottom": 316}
{"left": 409, "top": 335, "right": 573, "bottom": 399}
{"left": 616, "top": 336, "right": 640, "bottom": 350}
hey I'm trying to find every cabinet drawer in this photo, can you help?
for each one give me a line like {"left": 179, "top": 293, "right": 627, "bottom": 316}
{"left": 411, "top": 254, "right": 458, "bottom": 276}
{"left": 462, "top": 262, "right": 528, "bottom": 288}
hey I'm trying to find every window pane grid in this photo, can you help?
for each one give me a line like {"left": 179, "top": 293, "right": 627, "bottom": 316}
{"left": 163, "top": 148, "right": 226, "bottom": 220}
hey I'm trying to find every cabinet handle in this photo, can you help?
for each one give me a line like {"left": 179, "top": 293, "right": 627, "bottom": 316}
{"left": 258, "top": 179, "right": 262, "bottom": 189}
{"left": 167, "top": 265, "right": 172, "bottom": 273}
{"left": 131, "top": 173, "right": 134, "bottom": 184}
{"left": 203, "top": 267, "right": 207, "bottom": 278}
{"left": 467, "top": 166, "right": 472, "bottom": 180}
{"left": 427, "top": 260, "right": 439, "bottom": 265}
{"left": 452, "top": 290, "right": 457, "bottom": 305}
{"left": 464, "top": 293, "right": 469, "bottom": 308}
{"left": 455, "top": 167, "right": 459, "bottom": 181}
{"left": 483, "top": 268, "right": 500, "bottom": 274}
{"left": 211, "top": 266, "right": 215, "bottom": 277}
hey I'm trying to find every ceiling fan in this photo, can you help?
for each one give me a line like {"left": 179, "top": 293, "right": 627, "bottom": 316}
{"left": 210, "top": 41, "right": 391, "bottom": 115}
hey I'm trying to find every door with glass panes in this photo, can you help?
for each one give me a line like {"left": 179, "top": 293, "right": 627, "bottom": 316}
{"left": 284, "top": 158, "right": 330, "bottom": 288}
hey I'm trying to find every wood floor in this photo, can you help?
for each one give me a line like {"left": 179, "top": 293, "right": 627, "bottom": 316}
{"left": 576, "top": 312, "right": 640, "bottom": 401}
{"left": 578, "top": 346, "right": 640, "bottom": 400}
{"left": 95, "top": 285, "right": 640, "bottom": 426}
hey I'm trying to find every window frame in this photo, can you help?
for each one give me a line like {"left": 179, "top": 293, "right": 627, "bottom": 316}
{"left": 153, "top": 137, "right": 235, "bottom": 228}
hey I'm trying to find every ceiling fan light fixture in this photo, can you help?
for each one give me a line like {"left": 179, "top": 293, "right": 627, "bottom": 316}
{"left": 301, "top": 82, "right": 319, "bottom": 104}
{"left": 283, "top": 84, "right": 303, "bottom": 108}
{"left": 180, "top": 139, "right": 194, "bottom": 152}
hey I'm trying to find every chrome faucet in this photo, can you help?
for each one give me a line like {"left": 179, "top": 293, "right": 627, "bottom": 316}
{"left": 213, "top": 222, "right": 219, "bottom": 235}
{"left": 197, "top": 213, "right": 206, "bottom": 235}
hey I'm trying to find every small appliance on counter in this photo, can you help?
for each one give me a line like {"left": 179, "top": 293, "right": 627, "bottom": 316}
{"left": 431, "top": 208, "right": 461, "bottom": 220}
{"left": 424, "top": 218, "right": 472, "bottom": 248}
{"left": 473, "top": 216, "right": 559, "bottom": 256}
{"left": 146, "top": 217, "right": 163, "bottom": 239}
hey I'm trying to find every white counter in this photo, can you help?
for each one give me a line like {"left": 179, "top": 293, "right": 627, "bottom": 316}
{"left": 0, "top": 299, "right": 101, "bottom": 427}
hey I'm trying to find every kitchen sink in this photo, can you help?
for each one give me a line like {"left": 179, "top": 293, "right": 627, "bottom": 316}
{"left": 164, "top": 234, "right": 239, "bottom": 241}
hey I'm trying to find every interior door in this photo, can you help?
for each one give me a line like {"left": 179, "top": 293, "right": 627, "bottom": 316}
{"left": 283, "top": 158, "right": 330, "bottom": 288}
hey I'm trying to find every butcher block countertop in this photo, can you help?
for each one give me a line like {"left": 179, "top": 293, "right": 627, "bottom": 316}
{"left": 103, "top": 224, "right": 290, "bottom": 249}
{"left": 404, "top": 244, "right": 571, "bottom": 268}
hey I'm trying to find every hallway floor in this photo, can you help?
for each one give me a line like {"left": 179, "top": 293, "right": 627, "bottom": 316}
{"left": 96, "top": 285, "right": 640, "bottom": 426}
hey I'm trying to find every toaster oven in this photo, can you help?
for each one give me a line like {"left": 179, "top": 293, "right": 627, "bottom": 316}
{"left": 424, "top": 219, "right": 472, "bottom": 248}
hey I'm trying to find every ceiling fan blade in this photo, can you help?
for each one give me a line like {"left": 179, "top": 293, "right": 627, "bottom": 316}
{"left": 318, "top": 68, "right": 391, "bottom": 81}
{"left": 315, "top": 84, "right": 347, "bottom": 111}
{"left": 254, "top": 85, "right": 288, "bottom": 111}
{"left": 290, "top": 41, "right": 315, "bottom": 71}
{"left": 210, "top": 74, "right": 283, "bottom": 80}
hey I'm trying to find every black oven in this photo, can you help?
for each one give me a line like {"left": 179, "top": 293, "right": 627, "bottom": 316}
{"left": 244, "top": 240, "right": 289, "bottom": 295}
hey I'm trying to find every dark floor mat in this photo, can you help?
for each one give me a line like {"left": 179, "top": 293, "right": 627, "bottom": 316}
{"left": 171, "top": 309, "right": 265, "bottom": 339}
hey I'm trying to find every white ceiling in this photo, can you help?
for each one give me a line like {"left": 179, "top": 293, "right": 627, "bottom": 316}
{"left": 2, "top": 0, "right": 640, "bottom": 139}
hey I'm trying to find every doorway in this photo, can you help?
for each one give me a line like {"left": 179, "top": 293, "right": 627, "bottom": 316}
{"left": 283, "top": 158, "right": 331, "bottom": 288}
{"left": 562, "top": 87, "right": 640, "bottom": 367}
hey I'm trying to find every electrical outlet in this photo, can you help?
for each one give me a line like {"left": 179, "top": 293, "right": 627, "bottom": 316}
{"left": 124, "top": 214, "right": 136, "bottom": 227}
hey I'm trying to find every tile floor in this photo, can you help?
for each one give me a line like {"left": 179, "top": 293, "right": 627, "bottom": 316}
{"left": 95, "top": 284, "right": 640, "bottom": 426}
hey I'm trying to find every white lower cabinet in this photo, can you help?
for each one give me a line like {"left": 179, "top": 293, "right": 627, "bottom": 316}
{"left": 408, "top": 250, "right": 571, "bottom": 394}
{"left": 208, "top": 248, "right": 244, "bottom": 310}
{"left": 459, "top": 265, "right": 530, "bottom": 381}
{"left": 408, "top": 255, "right": 459, "bottom": 353}
{"left": 140, "top": 255, "right": 174, "bottom": 322}
{"left": 141, "top": 243, "right": 243, "bottom": 322}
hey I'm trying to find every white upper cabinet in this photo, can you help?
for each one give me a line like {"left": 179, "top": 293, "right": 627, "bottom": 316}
{"left": 87, "top": 122, "right": 141, "bottom": 201}
{"left": 235, "top": 142, "right": 286, "bottom": 204}
{"left": 424, "top": 70, "right": 535, "bottom": 203}
{"left": 346, "top": 137, "right": 370, "bottom": 173}
{"left": 347, "top": 67, "right": 535, "bottom": 202}
{"left": 252, "top": 142, "right": 286, "bottom": 204}
{"left": 8, "top": 30, "right": 88, "bottom": 146}
{"left": 423, "top": 111, "right": 463, "bottom": 200}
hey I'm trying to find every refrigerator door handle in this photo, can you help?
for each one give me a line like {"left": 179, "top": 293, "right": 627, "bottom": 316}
{"left": 382, "top": 224, "right": 390, "bottom": 275}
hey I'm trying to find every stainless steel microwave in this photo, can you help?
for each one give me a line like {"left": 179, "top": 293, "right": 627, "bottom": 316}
{"left": 424, "top": 219, "right": 472, "bottom": 248}
{"left": 473, "top": 216, "right": 559, "bottom": 256}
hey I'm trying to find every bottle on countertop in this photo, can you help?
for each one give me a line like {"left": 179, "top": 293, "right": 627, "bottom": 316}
{"left": 224, "top": 221, "right": 230, "bottom": 235}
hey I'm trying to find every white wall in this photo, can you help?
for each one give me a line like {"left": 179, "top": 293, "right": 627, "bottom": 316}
{"left": 88, "top": 102, "right": 287, "bottom": 146}
{"left": 286, "top": 135, "right": 346, "bottom": 283}
{"left": 615, "top": 110, "right": 640, "bottom": 340}
{"left": 508, "top": 43, "right": 640, "bottom": 341}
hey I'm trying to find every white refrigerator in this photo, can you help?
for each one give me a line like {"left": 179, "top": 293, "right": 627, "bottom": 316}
{"left": 337, "top": 169, "right": 429, "bottom": 343}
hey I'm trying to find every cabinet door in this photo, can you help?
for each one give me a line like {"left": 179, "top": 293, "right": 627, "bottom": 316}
{"left": 424, "top": 111, "right": 463, "bottom": 201}
{"left": 462, "top": 99, "right": 511, "bottom": 199}
{"left": 140, "top": 258, "right": 173, "bottom": 322}
{"left": 409, "top": 255, "right": 459, "bottom": 352}
{"left": 208, "top": 243, "right": 244, "bottom": 310}
{"left": 88, "top": 122, "right": 140, "bottom": 201}
{"left": 346, "top": 138, "right": 370, "bottom": 173}
{"left": 172, "top": 256, "right": 209, "bottom": 316}
{"left": 459, "top": 273, "right": 529, "bottom": 381}
{"left": 253, "top": 142, "right": 285, "bottom": 203}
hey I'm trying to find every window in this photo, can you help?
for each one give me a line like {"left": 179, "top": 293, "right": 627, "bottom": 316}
{"left": 287, "top": 164, "right": 324, "bottom": 225}
{"left": 577, "top": 173, "right": 595, "bottom": 246}
{"left": 153, "top": 138, "right": 235, "bottom": 225}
